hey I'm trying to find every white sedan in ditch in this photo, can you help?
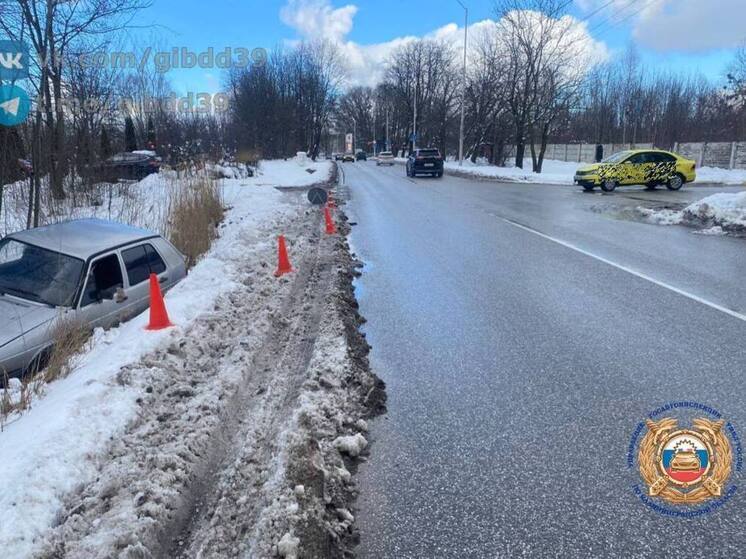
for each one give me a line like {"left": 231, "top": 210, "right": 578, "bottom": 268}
{"left": 0, "top": 219, "right": 187, "bottom": 379}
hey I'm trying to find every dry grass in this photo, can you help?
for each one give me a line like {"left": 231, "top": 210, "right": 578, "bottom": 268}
{"left": 166, "top": 175, "right": 225, "bottom": 268}
{"left": 0, "top": 315, "right": 90, "bottom": 429}
{"left": 41, "top": 316, "right": 91, "bottom": 384}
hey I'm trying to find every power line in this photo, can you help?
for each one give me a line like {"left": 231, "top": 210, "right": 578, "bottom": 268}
{"left": 578, "top": 0, "right": 617, "bottom": 23}
{"left": 587, "top": 0, "right": 643, "bottom": 35}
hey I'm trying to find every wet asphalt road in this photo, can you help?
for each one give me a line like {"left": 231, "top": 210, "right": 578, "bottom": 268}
{"left": 344, "top": 161, "right": 746, "bottom": 558}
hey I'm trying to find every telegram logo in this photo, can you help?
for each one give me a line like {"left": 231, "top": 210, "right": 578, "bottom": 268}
{"left": 0, "top": 85, "right": 31, "bottom": 126}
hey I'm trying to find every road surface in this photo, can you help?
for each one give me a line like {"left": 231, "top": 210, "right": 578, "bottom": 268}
{"left": 343, "top": 161, "right": 746, "bottom": 558}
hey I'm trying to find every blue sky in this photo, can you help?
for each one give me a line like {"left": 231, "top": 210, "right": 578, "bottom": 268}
{"left": 131, "top": 0, "right": 744, "bottom": 94}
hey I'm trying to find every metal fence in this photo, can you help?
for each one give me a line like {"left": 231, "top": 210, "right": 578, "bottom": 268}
{"left": 503, "top": 142, "right": 746, "bottom": 169}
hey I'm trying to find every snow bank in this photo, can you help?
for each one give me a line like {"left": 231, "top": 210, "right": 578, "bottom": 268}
{"left": 695, "top": 166, "right": 746, "bottom": 185}
{"left": 0, "top": 160, "right": 331, "bottom": 558}
{"left": 435, "top": 157, "right": 746, "bottom": 186}
{"left": 254, "top": 158, "right": 330, "bottom": 186}
{"left": 640, "top": 191, "right": 746, "bottom": 233}
{"left": 445, "top": 158, "right": 577, "bottom": 185}
{"left": 682, "top": 191, "right": 746, "bottom": 230}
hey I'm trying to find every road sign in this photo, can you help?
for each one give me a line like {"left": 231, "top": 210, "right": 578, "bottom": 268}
{"left": 307, "top": 187, "right": 328, "bottom": 206}
{"left": 0, "top": 85, "right": 31, "bottom": 126}
{"left": 409, "top": 132, "right": 417, "bottom": 142}
{"left": 0, "top": 40, "right": 30, "bottom": 81}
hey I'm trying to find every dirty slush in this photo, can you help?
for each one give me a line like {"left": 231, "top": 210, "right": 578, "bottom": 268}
{"left": 35, "top": 188, "right": 386, "bottom": 559}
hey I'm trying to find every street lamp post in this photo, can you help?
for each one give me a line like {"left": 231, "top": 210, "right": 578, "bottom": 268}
{"left": 457, "top": 0, "right": 468, "bottom": 166}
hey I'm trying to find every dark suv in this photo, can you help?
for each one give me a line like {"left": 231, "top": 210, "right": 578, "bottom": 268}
{"left": 406, "top": 148, "right": 443, "bottom": 178}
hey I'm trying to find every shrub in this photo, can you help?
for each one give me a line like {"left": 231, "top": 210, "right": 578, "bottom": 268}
{"left": 166, "top": 175, "right": 224, "bottom": 268}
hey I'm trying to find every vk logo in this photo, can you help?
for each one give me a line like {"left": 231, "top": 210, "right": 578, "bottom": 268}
{"left": 0, "top": 85, "right": 31, "bottom": 126}
{"left": 0, "top": 41, "right": 30, "bottom": 80}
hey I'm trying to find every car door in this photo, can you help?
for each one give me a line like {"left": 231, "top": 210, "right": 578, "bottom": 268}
{"left": 648, "top": 151, "right": 677, "bottom": 183}
{"left": 76, "top": 252, "right": 126, "bottom": 330}
{"left": 621, "top": 152, "right": 650, "bottom": 185}
{"left": 120, "top": 242, "right": 170, "bottom": 322}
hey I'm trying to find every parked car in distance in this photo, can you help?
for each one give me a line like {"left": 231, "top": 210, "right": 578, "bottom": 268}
{"left": 356, "top": 151, "right": 367, "bottom": 161}
{"left": 406, "top": 148, "right": 444, "bottom": 178}
{"left": 99, "top": 151, "right": 161, "bottom": 182}
{"left": 574, "top": 149, "right": 696, "bottom": 192}
{"left": 377, "top": 151, "right": 395, "bottom": 166}
{"left": 0, "top": 219, "right": 187, "bottom": 380}
{"left": 343, "top": 152, "right": 356, "bottom": 162}
{"left": 334, "top": 153, "right": 344, "bottom": 161}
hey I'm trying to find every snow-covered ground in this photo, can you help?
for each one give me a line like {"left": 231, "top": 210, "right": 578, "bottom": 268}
{"left": 0, "top": 158, "right": 333, "bottom": 557}
{"left": 395, "top": 156, "right": 746, "bottom": 186}
{"left": 639, "top": 191, "right": 746, "bottom": 234}
{"left": 444, "top": 158, "right": 578, "bottom": 184}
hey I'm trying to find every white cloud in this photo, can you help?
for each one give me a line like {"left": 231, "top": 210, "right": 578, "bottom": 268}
{"left": 281, "top": 0, "right": 610, "bottom": 87}
{"left": 632, "top": 0, "right": 746, "bottom": 51}
{"left": 280, "top": 0, "right": 358, "bottom": 43}
{"left": 576, "top": 0, "right": 746, "bottom": 52}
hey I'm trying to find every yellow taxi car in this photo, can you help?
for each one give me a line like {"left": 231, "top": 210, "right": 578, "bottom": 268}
{"left": 574, "top": 149, "right": 697, "bottom": 192}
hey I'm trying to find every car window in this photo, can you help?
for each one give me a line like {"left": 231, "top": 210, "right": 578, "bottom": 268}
{"left": 122, "top": 243, "right": 167, "bottom": 286}
{"left": 418, "top": 149, "right": 440, "bottom": 157}
{"left": 602, "top": 151, "right": 631, "bottom": 164}
{"left": 0, "top": 239, "right": 84, "bottom": 307}
{"left": 81, "top": 254, "right": 124, "bottom": 307}
{"left": 626, "top": 153, "right": 648, "bottom": 164}
{"left": 652, "top": 152, "right": 676, "bottom": 163}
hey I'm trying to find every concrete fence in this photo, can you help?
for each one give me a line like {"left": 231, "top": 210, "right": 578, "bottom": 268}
{"left": 503, "top": 142, "right": 746, "bottom": 169}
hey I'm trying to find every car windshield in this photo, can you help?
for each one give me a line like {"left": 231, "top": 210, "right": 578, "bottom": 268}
{"left": 418, "top": 149, "right": 440, "bottom": 157}
{"left": 380, "top": 152, "right": 393, "bottom": 156}
{"left": 602, "top": 151, "right": 632, "bottom": 164}
{"left": 0, "top": 239, "right": 84, "bottom": 307}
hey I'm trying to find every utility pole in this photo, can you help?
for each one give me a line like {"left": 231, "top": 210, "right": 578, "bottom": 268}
{"left": 373, "top": 102, "right": 377, "bottom": 156}
{"left": 457, "top": 0, "right": 468, "bottom": 166}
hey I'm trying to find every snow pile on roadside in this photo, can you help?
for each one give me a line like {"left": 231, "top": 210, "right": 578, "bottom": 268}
{"left": 637, "top": 207, "right": 683, "bottom": 226}
{"left": 445, "top": 158, "right": 577, "bottom": 184}
{"left": 246, "top": 242, "right": 385, "bottom": 558}
{"left": 695, "top": 166, "right": 746, "bottom": 185}
{"left": 0, "top": 160, "right": 331, "bottom": 558}
{"left": 435, "top": 157, "right": 746, "bottom": 186}
{"left": 639, "top": 191, "right": 746, "bottom": 233}
{"left": 253, "top": 158, "right": 330, "bottom": 186}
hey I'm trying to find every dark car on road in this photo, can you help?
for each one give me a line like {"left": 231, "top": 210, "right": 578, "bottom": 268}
{"left": 100, "top": 151, "right": 161, "bottom": 182}
{"left": 406, "top": 148, "right": 444, "bottom": 178}
{"left": 356, "top": 151, "right": 368, "bottom": 161}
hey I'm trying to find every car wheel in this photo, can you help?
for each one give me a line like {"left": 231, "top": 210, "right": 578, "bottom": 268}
{"left": 437, "top": 172, "right": 443, "bottom": 178}
{"left": 600, "top": 179, "right": 617, "bottom": 192}
{"left": 582, "top": 184, "right": 595, "bottom": 191}
{"left": 667, "top": 174, "right": 684, "bottom": 191}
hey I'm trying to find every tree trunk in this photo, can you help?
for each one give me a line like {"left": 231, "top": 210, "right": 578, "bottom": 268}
{"left": 537, "top": 122, "right": 550, "bottom": 174}
{"left": 514, "top": 122, "right": 525, "bottom": 169}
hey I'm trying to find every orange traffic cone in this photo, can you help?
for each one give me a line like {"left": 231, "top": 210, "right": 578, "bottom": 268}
{"left": 274, "top": 235, "right": 293, "bottom": 277}
{"left": 146, "top": 273, "right": 173, "bottom": 330}
{"left": 324, "top": 206, "right": 337, "bottom": 235}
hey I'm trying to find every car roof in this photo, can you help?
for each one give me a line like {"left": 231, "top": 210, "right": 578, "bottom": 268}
{"left": 627, "top": 148, "right": 677, "bottom": 157}
{"left": 7, "top": 219, "right": 158, "bottom": 260}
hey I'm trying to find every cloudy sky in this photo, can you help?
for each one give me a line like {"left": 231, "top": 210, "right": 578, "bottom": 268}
{"left": 134, "top": 0, "right": 745, "bottom": 94}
